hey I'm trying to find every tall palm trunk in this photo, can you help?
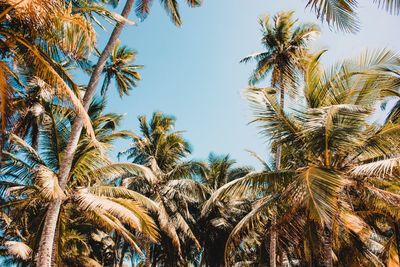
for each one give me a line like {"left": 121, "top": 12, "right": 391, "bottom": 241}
{"left": 34, "top": 1, "right": 136, "bottom": 266}
{"left": 270, "top": 78, "right": 285, "bottom": 267}
{"left": 35, "top": 199, "right": 62, "bottom": 267}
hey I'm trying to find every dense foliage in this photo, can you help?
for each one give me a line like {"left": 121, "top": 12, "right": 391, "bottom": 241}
{"left": 0, "top": 0, "right": 399, "bottom": 266}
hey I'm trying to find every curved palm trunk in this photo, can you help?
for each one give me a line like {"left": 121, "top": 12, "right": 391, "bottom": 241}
{"left": 34, "top": 1, "right": 136, "bottom": 266}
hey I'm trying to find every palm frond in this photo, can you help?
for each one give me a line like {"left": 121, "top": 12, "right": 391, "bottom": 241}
{"left": 35, "top": 165, "right": 65, "bottom": 200}
{"left": 4, "top": 241, "right": 32, "bottom": 261}
{"left": 306, "top": 0, "right": 360, "bottom": 33}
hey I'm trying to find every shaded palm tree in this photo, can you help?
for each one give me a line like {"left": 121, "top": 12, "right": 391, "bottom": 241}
{"left": 0, "top": 0, "right": 99, "bottom": 142}
{"left": 209, "top": 49, "right": 400, "bottom": 266}
{"left": 197, "top": 153, "right": 253, "bottom": 267}
{"left": 101, "top": 41, "right": 143, "bottom": 103}
{"left": 119, "top": 112, "right": 207, "bottom": 266}
{"left": 36, "top": 0, "right": 204, "bottom": 265}
{"left": 0, "top": 99, "right": 159, "bottom": 266}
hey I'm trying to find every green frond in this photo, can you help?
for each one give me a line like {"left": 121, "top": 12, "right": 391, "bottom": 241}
{"left": 290, "top": 166, "right": 346, "bottom": 225}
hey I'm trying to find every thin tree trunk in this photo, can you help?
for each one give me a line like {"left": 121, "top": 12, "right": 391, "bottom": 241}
{"left": 393, "top": 220, "right": 400, "bottom": 264}
{"left": 270, "top": 79, "right": 285, "bottom": 267}
{"left": 322, "top": 225, "right": 333, "bottom": 267}
{"left": 34, "top": 1, "right": 136, "bottom": 266}
{"left": 119, "top": 242, "right": 128, "bottom": 267}
{"left": 114, "top": 235, "right": 121, "bottom": 267}
{"left": 269, "top": 215, "right": 277, "bottom": 267}
{"left": 145, "top": 241, "right": 152, "bottom": 267}
{"left": 101, "top": 77, "right": 111, "bottom": 108}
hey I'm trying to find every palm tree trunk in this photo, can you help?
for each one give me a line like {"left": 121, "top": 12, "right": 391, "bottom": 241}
{"left": 34, "top": 199, "right": 62, "bottom": 267}
{"left": 322, "top": 225, "right": 333, "bottom": 267}
{"left": 34, "top": 1, "right": 136, "bottom": 266}
{"left": 145, "top": 241, "right": 152, "bottom": 267}
{"left": 269, "top": 215, "right": 277, "bottom": 267}
{"left": 51, "top": 216, "right": 60, "bottom": 267}
{"left": 269, "top": 78, "right": 285, "bottom": 267}
{"left": 101, "top": 77, "right": 112, "bottom": 108}
{"left": 393, "top": 220, "right": 400, "bottom": 264}
{"left": 119, "top": 242, "right": 128, "bottom": 267}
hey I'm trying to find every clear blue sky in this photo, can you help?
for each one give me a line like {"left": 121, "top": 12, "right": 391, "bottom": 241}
{"left": 97, "top": 0, "right": 400, "bottom": 168}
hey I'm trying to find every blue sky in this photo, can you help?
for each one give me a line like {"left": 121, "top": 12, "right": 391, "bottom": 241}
{"left": 97, "top": 0, "right": 400, "bottom": 168}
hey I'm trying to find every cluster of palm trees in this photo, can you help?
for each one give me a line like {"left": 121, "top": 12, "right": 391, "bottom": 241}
{"left": 0, "top": 0, "right": 400, "bottom": 266}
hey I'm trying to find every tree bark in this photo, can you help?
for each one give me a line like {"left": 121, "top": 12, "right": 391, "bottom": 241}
{"left": 119, "top": 242, "right": 128, "bottom": 267}
{"left": 144, "top": 241, "right": 152, "bottom": 267}
{"left": 322, "top": 225, "right": 333, "bottom": 267}
{"left": 35, "top": 199, "right": 62, "bottom": 267}
{"left": 269, "top": 215, "right": 277, "bottom": 267}
{"left": 34, "top": 1, "right": 136, "bottom": 266}
{"left": 393, "top": 220, "right": 400, "bottom": 265}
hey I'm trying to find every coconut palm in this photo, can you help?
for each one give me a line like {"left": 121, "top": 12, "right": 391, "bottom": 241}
{"left": 38, "top": 0, "right": 204, "bottom": 264}
{"left": 0, "top": 0, "right": 100, "bottom": 143}
{"left": 240, "top": 11, "right": 319, "bottom": 93}
{"left": 0, "top": 99, "right": 159, "bottom": 266}
{"left": 207, "top": 49, "right": 400, "bottom": 266}
{"left": 119, "top": 112, "right": 208, "bottom": 266}
{"left": 241, "top": 11, "right": 319, "bottom": 266}
{"left": 196, "top": 153, "right": 253, "bottom": 267}
{"left": 101, "top": 41, "right": 143, "bottom": 103}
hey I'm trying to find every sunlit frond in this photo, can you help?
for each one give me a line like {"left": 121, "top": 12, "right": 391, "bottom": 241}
{"left": 35, "top": 165, "right": 65, "bottom": 200}
{"left": 352, "top": 157, "right": 400, "bottom": 177}
{"left": 75, "top": 190, "right": 147, "bottom": 232}
{"left": 4, "top": 241, "right": 32, "bottom": 260}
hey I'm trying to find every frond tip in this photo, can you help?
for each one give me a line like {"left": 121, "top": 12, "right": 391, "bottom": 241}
{"left": 4, "top": 241, "right": 32, "bottom": 260}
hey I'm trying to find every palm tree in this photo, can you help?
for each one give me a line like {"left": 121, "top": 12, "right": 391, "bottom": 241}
{"left": 119, "top": 112, "right": 207, "bottom": 266}
{"left": 101, "top": 41, "right": 143, "bottom": 103}
{"left": 197, "top": 153, "right": 253, "bottom": 267}
{"left": 241, "top": 11, "right": 319, "bottom": 104}
{"left": 241, "top": 11, "right": 319, "bottom": 266}
{"left": 37, "top": 0, "right": 204, "bottom": 264}
{"left": 208, "top": 49, "right": 400, "bottom": 266}
{"left": 0, "top": 0, "right": 99, "bottom": 142}
{"left": 0, "top": 99, "right": 159, "bottom": 266}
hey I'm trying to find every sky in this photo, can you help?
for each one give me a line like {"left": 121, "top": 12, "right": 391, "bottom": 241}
{"left": 97, "top": 0, "right": 400, "bottom": 168}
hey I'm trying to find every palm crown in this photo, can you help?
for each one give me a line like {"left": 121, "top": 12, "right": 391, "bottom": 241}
{"left": 101, "top": 41, "right": 143, "bottom": 100}
{"left": 241, "top": 11, "right": 320, "bottom": 88}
